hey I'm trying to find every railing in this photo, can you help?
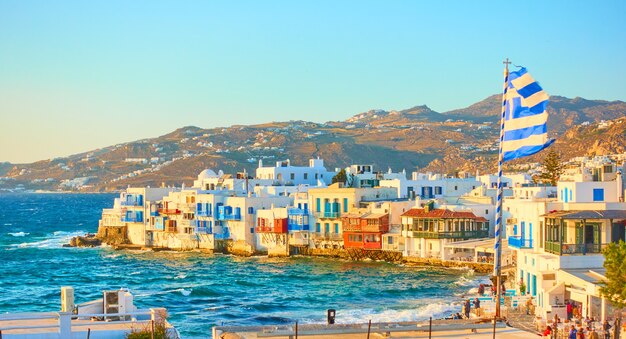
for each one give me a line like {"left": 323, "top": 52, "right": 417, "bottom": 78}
{"left": 196, "top": 226, "right": 213, "bottom": 234}
{"left": 196, "top": 210, "right": 211, "bottom": 217}
{"left": 544, "top": 241, "right": 608, "bottom": 255}
{"left": 287, "top": 223, "right": 310, "bottom": 231}
{"left": 310, "top": 232, "right": 342, "bottom": 241}
{"left": 149, "top": 211, "right": 159, "bottom": 217}
{"left": 222, "top": 214, "right": 241, "bottom": 221}
{"left": 363, "top": 241, "right": 382, "bottom": 250}
{"left": 0, "top": 309, "right": 169, "bottom": 338}
{"left": 121, "top": 216, "right": 142, "bottom": 223}
{"left": 159, "top": 208, "right": 180, "bottom": 215}
{"left": 120, "top": 200, "right": 143, "bottom": 207}
{"left": 408, "top": 230, "right": 489, "bottom": 239}
{"left": 287, "top": 208, "right": 309, "bottom": 216}
{"left": 507, "top": 236, "right": 533, "bottom": 249}
{"left": 320, "top": 212, "right": 340, "bottom": 218}
{"left": 166, "top": 225, "right": 177, "bottom": 233}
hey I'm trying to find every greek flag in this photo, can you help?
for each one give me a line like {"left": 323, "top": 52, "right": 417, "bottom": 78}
{"left": 502, "top": 67, "right": 555, "bottom": 161}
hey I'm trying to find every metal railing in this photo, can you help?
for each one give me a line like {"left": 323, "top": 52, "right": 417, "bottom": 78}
{"left": 408, "top": 230, "right": 489, "bottom": 239}
{"left": 544, "top": 241, "right": 608, "bottom": 255}
{"left": 507, "top": 236, "right": 533, "bottom": 249}
{"left": 0, "top": 309, "right": 172, "bottom": 338}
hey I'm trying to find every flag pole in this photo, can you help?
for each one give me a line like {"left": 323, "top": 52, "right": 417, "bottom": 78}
{"left": 494, "top": 58, "right": 511, "bottom": 319}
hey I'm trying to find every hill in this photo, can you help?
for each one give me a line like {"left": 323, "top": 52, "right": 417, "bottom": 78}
{"left": 1, "top": 95, "right": 625, "bottom": 192}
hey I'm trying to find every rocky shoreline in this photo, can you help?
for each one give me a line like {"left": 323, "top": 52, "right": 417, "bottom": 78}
{"left": 66, "top": 235, "right": 492, "bottom": 273}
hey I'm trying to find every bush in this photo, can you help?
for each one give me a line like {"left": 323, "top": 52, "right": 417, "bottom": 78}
{"left": 126, "top": 310, "right": 173, "bottom": 339}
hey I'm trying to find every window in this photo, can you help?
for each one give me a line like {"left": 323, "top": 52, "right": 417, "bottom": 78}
{"left": 435, "top": 186, "right": 442, "bottom": 195}
{"left": 324, "top": 223, "right": 330, "bottom": 233}
{"left": 343, "top": 198, "right": 348, "bottom": 213}
{"left": 485, "top": 209, "right": 489, "bottom": 215}
{"left": 248, "top": 207, "right": 254, "bottom": 214}
{"left": 454, "top": 185, "right": 458, "bottom": 191}
{"left": 315, "top": 223, "right": 321, "bottom": 232}
{"left": 388, "top": 237, "right": 393, "bottom": 245}
{"left": 304, "top": 173, "right": 308, "bottom": 180}
{"left": 316, "top": 198, "right": 321, "bottom": 212}
{"left": 290, "top": 173, "right": 295, "bottom": 180}
{"left": 334, "top": 223, "right": 339, "bottom": 233}
{"left": 593, "top": 188, "right": 604, "bottom": 202}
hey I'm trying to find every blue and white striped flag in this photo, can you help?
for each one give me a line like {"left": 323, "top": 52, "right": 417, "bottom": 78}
{"left": 502, "top": 67, "right": 555, "bottom": 161}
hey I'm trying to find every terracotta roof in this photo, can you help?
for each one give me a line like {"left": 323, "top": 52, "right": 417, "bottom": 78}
{"left": 401, "top": 208, "right": 481, "bottom": 219}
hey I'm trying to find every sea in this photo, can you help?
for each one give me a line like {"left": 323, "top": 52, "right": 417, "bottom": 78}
{"left": 0, "top": 193, "right": 489, "bottom": 338}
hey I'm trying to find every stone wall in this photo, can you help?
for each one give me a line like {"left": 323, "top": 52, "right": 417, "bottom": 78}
{"left": 97, "top": 225, "right": 129, "bottom": 245}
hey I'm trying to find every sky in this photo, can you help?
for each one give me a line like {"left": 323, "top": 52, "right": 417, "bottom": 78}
{"left": 1, "top": 1, "right": 625, "bottom": 164}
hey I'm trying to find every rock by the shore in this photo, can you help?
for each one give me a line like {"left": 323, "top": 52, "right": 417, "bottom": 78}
{"left": 65, "top": 234, "right": 102, "bottom": 247}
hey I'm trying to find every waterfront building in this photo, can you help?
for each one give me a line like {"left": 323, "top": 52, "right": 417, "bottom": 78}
{"left": 255, "top": 207, "right": 289, "bottom": 256}
{"left": 401, "top": 202, "right": 490, "bottom": 260}
{"left": 255, "top": 158, "right": 336, "bottom": 186}
{"left": 98, "top": 187, "right": 178, "bottom": 246}
{"left": 379, "top": 171, "right": 480, "bottom": 200}
{"left": 307, "top": 183, "right": 398, "bottom": 249}
{"left": 505, "top": 163, "right": 626, "bottom": 322}
{"left": 342, "top": 212, "right": 389, "bottom": 250}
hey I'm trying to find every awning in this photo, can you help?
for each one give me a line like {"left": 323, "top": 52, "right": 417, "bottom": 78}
{"left": 541, "top": 210, "right": 626, "bottom": 220}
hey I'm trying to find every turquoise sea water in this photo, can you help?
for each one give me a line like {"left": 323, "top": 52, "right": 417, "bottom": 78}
{"left": 0, "top": 193, "right": 488, "bottom": 338}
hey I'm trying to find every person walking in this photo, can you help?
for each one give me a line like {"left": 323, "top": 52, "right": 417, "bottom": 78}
{"left": 602, "top": 320, "right": 611, "bottom": 339}
{"left": 569, "top": 325, "right": 578, "bottom": 339}
{"left": 589, "top": 328, "right": 599, "bottom": 339}
{"left": 473, "top": 297, "right": 481, "bottom": 317}
{"left": 464, "top": 299, "right": 471, "bottom": 318}
{"left": 567, "top": 301, "right": 573, "bottom": 320}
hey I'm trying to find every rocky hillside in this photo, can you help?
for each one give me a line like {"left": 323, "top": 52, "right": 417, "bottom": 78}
{"left": 1, "top": 95, "right": 625, "bottom": 192}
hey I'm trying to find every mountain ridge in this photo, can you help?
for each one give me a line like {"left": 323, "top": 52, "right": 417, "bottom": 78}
{"left": 2, "top": 94, "right": 625, "bottom": 192}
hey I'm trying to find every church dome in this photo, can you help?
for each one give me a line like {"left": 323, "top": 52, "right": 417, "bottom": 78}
{"left": 197, "top": 169, "right": 218, "bottom": 179}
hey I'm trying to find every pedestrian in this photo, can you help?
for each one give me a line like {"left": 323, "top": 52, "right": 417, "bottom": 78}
{"left": 543, "top": 325, "right": 552, "bottom": 337}
{"left": 566, "top": 300, "right": 573, "bottom": 320}
{"left": 602, "top": 320, "right": 611, "bottom": 339}
{"left": 588, "top": 328, "right": 599, "bottom": 339}
{"left": 464, "top": 298, "right": 471, "bottom": 318}
{"left": 478, "top": 283, "right": 485, "bottom": 296}
{"left": 473, "top": 297, "right": 481, "bottom": 316}
{"left": 569, "top": 325, "right": 578, "bottom": 339}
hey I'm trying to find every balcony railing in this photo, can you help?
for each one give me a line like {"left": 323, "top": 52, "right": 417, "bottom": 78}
{"left": 508, "top": 236, "right": 533, "bottom": 249}
{"left": 159, "top": 208, "right": 180, "bottom": 215}
{"left": 408, "top": 230, "right": 489, "bottom": 239}
{"left": 222, "top": 214, "right": 241, "bottom": 221}
{"left": 196, "top": 210, "right": 211, "bottom": 217}
{"left": 121, "top": 216, "right": 142, "bottom": 223}
{"left": 310, "top": 232, "right": 343, "bottom": 241}
{"left": 149, "top": 211, "right": 159, "bottom": 217}
{"left": 120, "top": 200, "right": 143, "bottom": 207}
{"left": 320, "top": 212, "right": 340, "bottom": 218}
{"left": 288, "top": 208, "right": 309, "bottom": 216}
{"left": 544, "top": 241, "right": 608, "bottom": 255}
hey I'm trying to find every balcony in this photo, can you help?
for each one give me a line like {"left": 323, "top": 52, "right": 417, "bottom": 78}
{"left": 121, "top": 216, "right": 142, "bottom": 223}
{"left": 363, "top": 241, "right": 382, "bottom": 250}
{"left": 544, "top": 241, "right": 608, "bottom": 255}
{"left": 288, "top": 223, "right": 310, "bottom": 232}
{"left": 408, "top": 230, "right": 489, "bottom": 239}
{"left": 508, "top": 236, "right": 533, "bottom": 249}
{"left": 196, "top": 210, "right": 211, "bottom": 217}
{"left": 288, "top": 208, "right": 309, "bottom": 216}
{"left": 222, "top": 214, "right": 241, "bottom": 221}
{"left": 159, "top": 208, "right": 181, "bottom": 215}
{"left": 310, "top": 232, "right": 342, "bottom": 241}
{"left": 321, "top": 212, "right": 340, "bottom": 218}
{"left": 149, "top": 211, "right": 159, "bottom": 217}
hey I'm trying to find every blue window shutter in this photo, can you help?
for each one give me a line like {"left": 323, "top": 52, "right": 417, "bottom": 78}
{"left": 316, "top": 198, "right": 321, "bottom": 212}
{"left": 343, "top": 198, "right": 348, "bottom": 213}
{"left": 593, "top": 188, "right": 604, "bottom": 202}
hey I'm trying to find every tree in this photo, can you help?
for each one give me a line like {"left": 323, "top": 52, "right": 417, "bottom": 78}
{"left": 332, "top": 168, "right": 347, "bottom": 185}
{"left": 600, "top": 240, "right": 626, "bottom": 309}
{"left": 538, "top": 150, "right": 563, "bottom": 186}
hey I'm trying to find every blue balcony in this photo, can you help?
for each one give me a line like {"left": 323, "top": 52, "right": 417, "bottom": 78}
{"left": 121, "top": 216, "right": 141, "bottom": 223}
{"left": 150, "top": 211, "right": 159, "bottom": 217}
{"left": 508, "top": 236, "right": 533, "bottom": 249}
{"left": 197, "top": 210, "right": 211, "bottom": 217}
{"left": 288, "top": 223, "right": 310, "bottom": 232}
{"left": 222, "top": 214, "right": 241, "bottom": 221}
{"left": 120, "top": 194, "right": 144, "bottom": 207}
{"left": 288, "top": 208, "right": 309, "bottom": 216}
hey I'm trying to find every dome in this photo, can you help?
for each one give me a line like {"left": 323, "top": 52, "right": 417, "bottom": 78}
{"left": 197, "top": 169, "right": 218, "bottom": 180}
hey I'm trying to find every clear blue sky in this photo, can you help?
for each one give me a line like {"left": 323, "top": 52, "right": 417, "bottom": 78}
{"left": 1, "top": 0, "right": 625, "bottom": 163}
